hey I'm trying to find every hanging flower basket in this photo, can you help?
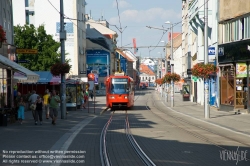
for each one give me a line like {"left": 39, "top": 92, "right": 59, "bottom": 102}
{"left": 0, "top": 25, "right": 6, "bottom": 48}
{"left": 155, "top": 78, "right": 163, "bottom": 85}
{"left": 163, "top": 73, "right": 181, "bottom": 83}
{"left": 191, "top": 63, "right": 218, "bottom": 78}
{"left": 50, "top": 62, "right": 71, "bottom": 76}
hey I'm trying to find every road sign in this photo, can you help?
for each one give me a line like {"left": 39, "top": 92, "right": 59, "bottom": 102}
{"left": 187, "top": 69, "right": 192, "bottom": 75}
{"left": 192, "top": 76, "right": 198, "bottom": 82}
{"left": 16, "top": 49, "right": 38, "bottom": 54}
{"left": 218, "top": 47, "right": 224, "bottom": 56}
{"left": 208, "top": 47, "right": 215, "bottom": 55}
{"left": 16, "top": 60, "right": 30, "bottom": 63}
{"left": 80, "top": 71, "right": 86, "bottom": 74}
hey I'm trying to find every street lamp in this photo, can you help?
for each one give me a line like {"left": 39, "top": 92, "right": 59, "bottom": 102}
{"left": 165, "top": 21, "right": 174, "bottom": 107}
{"left": 161, "top": 40, "right": 168, "bottom": 102}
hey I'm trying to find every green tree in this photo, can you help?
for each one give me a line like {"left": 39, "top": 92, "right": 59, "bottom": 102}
{"left": 14, "top": 24, "right": 61, "bottom": 71}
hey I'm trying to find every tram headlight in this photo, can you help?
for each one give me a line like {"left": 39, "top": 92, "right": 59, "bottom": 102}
{"left": 124, "top": 96, "right": 128, "bottom": 99}
{"left": 109, "top": 96, "right": 115, "bottom": 99}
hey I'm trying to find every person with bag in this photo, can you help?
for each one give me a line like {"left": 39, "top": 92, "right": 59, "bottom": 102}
{"left": 28, "top": 90, "right": 39, "bottom": 120}
{"left": 17, "top": 97, "right": 25, "bottom": 124}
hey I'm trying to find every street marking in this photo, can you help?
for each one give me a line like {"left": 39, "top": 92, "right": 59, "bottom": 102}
{"left": 37, "top": 116, "right": 96, "bottom": 166}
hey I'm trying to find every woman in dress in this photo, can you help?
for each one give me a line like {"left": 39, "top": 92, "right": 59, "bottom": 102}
{"left": 17, "top": 97, "right": 25, "bottom": 124}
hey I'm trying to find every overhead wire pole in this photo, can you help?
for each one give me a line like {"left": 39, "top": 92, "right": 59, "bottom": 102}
{"left": 170, "top": 23, "right": 174, "bottom": 107}
{"left": 60, "top": 0, "right": 66, "bottom": 119}
{"left": 204, "top": 0, "right": 210, "bottom": 119}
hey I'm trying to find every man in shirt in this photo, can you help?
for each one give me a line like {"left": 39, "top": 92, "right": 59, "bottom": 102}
{"left": 28, "top": 90, "right": 39, "bottom": 120}
{"left": 43, "top": 89, "right": 50, "bottom": 119}
{"left": 49, "top": 90, "right": 60, "bottom": 125}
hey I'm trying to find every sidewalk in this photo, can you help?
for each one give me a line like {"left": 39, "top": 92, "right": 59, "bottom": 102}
{"left": 156, "top": 91, "right": 250, "bottom": 137}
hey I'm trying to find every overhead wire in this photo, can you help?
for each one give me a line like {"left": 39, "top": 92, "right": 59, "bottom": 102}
{"left": 47, "top": 0, "right": 112, "bottom": 49}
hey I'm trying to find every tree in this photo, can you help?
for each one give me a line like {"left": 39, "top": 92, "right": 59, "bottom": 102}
{"left": 14, "top": 24, "right": 61, "bottom": 71}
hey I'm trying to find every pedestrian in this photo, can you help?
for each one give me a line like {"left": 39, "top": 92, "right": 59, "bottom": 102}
{"left": 79, "top": 89, "right": 85, "bottom": 109}
{"left": 35, "top": 96, "right": 43, "bottom": 125}
{"left": 43, "top": 89, "right": 50, "bottom": 119}
{"left": 17, "top": 97, "right": 25, "bottom": 124}
{"left": 83, "top": 90, "right": 88, "bottom": 109}
{"left": 28, "top": 90, "right": 39, "bottom": 120}
{"left": 90, "top": 91, "right": 93, "bottom": 101}
{"left": 49, "top": 90, "right": 60, "bottom": 125}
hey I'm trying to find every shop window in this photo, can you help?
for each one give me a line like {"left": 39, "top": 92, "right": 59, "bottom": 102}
{"left": 220, "top": 66, "right": 234, "bottom": 106}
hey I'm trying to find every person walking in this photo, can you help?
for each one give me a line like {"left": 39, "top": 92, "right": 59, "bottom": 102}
{"left": 43, "top": 89, "right": 50, "bottom": 119}
{"left": 90, "top": 91, "right": 93, "bottom": 101}
{"left": 83, "top": 90, "right": 88, "bottom": 109}
{"left": 17, "top": 97, "right": 25, "bottom": 124}
{"left": 28, "top": 90, "right": 39, "bottom": 120}
{"left": 49, "top": 90, "right": 60, "bottom": 125}
{"left": 35, "top": 96, "right": 43, "bottom": 125}
{"left": 79, "top": 89, "right": 85, "bottom": 109}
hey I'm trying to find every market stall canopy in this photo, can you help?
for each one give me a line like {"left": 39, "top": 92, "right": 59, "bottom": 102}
{"left": 0, "top": 54, "right": 39, "bottom": 83}
{"left": 14, "top": 71, "right": 60, "bottom": 84}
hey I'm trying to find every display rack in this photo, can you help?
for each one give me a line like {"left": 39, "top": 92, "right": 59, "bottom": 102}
{"left": 235, "top": 78, "right": 246, "bottom": 109}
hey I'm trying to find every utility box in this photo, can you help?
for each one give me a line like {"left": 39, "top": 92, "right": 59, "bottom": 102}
{"left": 182, "top": 84, "right": 190, "bottom": 101}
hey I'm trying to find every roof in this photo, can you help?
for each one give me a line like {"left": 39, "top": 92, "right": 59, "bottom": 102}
{"left": 139, "top": 64, "right": 155, "bottom": 76}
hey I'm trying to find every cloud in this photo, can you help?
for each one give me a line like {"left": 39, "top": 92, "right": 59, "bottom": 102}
{"left": 109, "top": 8, "right": 181, "bottom": 24}
{"left": 112, "top": 0, "right": 130, "bottom": 9}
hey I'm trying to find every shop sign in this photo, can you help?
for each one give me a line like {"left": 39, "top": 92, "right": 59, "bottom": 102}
{"left": 192, "top": 76, "right": 198, "bottom": 82}
{"left": 236, "top": 63, "right": 249, "bottom": 77}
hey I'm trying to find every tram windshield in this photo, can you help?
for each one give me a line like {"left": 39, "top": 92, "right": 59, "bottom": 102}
{"left": 110, "top": 78, "right": 129, "bottom": 94}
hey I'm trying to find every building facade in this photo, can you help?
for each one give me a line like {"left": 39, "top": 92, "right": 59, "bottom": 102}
{"left": 13, "top": 0, "right": 87, "bottom": 77}
{"left": 218, "top": 0, "right": 250, "bottom": 112}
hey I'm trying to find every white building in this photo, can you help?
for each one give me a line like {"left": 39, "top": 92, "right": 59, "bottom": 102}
{"left": 13, "top": 0, "right": 87, "bottom": 76}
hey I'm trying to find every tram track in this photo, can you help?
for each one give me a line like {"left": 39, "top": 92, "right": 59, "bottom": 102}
{"left": 100, "top": 110, "right": 156, "bottom": 166}
{"left": 145, "top": 90, "right": 250, "bottom": 160}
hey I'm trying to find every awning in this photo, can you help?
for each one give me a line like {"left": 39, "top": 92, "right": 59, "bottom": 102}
{"left": 0, "top": 54, "right": 39, "bottom": 83}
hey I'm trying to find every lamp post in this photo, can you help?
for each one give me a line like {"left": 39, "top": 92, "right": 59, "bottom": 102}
{"left": 158, "top": 52, "right": 163, "bottom": 97}
{"left": 161, "top": 40, "right": 168, "bottom": 102}
{"left": 165, "top": 21, "right": 174, "bottom": 107}
{"left": 204, "top": 0, "right": 210, "bottom": 118}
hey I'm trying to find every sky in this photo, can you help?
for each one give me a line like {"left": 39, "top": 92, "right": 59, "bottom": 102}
{"left": 86, "top": 0, "right": 182, "bottom": 59}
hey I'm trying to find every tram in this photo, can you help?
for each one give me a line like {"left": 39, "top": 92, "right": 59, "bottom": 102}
{"left": 105, "top": 72, "right": 135, "bottom": 110}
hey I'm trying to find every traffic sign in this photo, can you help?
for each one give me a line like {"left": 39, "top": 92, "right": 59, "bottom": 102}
{"left": 208, "top": 47, "right": 215, "bottom": 55}
{"left": 17, "top": 60, "right": 30, "bottom": 63}
{"left": 80, "top": 71, "right": 86, "bottom": 74}
{"left": 16, "top": 49, "right": 38, "bottom": 54}
{"left": 192, "top": 76, "right": 198, "bottom": 82}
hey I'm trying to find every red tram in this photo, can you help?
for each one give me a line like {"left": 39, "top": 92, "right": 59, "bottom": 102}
{"left": 105, "top": 73, "right": 135, "bottom": 110}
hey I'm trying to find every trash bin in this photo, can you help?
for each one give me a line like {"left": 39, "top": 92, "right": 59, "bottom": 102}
{"left": 0, "top": 114, "right": 8, "bottom": 126}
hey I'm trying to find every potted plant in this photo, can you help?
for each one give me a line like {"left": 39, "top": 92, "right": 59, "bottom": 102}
{"left": 50, "top": 62, "right": 71, "bottom": 76}
{"left": 191, "top": 63, "right": 218, "bottom": 78}
{"left": 0, "top": 25, "right": 6, "bottom": 48}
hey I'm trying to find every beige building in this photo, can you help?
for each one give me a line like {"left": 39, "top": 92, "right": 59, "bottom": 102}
{"left": 218, "top": 0, "right": 250, "bottom": 112}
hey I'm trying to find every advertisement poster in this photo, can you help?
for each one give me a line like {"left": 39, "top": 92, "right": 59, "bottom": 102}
{"left": 86, "top": 50, "right": 110, "bottom": 77}
{"left": 236, "top": 63, "right": 249, "bottom": 77}
{"left": 116, "top": 52, "right": 127, "bottom": 73}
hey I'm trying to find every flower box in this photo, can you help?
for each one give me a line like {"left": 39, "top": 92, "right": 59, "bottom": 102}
{"left": 191, "top": 63, "right": 218, "bottom": 78}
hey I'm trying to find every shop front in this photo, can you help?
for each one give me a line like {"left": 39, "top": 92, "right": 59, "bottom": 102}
{"left": 218, "top": 39, "right": 250, "bottom": 112}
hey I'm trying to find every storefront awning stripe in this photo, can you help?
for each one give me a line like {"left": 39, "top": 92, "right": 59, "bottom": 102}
{"left": 0, "top": 54, "right": 39, "bottom": 83}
